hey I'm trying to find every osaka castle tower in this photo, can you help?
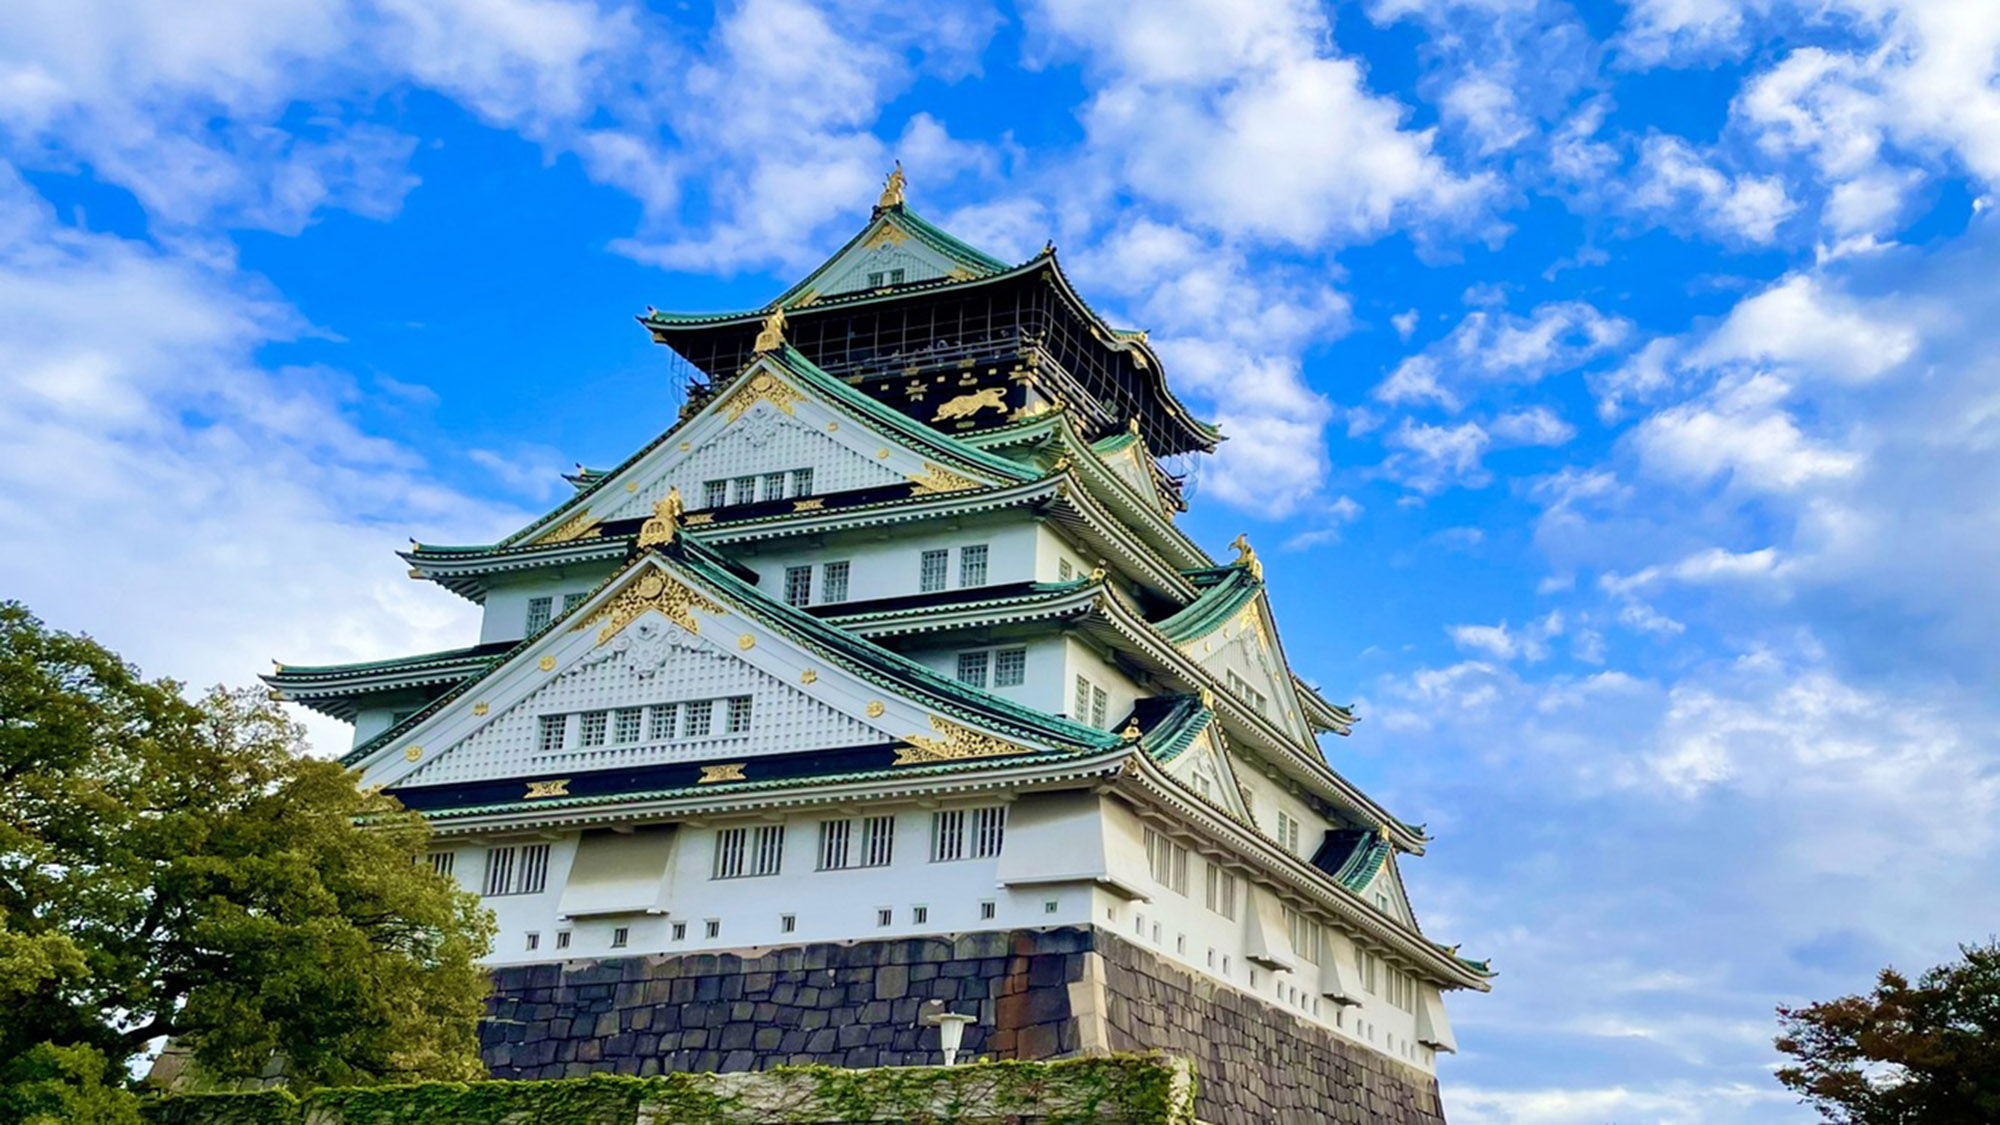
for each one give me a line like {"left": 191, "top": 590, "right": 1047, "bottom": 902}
{"left": 268, "top": 168, "right": 1490, "bottom": 1122}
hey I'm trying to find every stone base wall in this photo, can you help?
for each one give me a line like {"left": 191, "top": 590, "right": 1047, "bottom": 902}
{"left": 479, "top": 926, "right": 1446, "bottom": 1124}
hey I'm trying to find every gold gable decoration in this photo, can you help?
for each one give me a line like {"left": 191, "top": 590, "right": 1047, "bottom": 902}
{"left": 752, "top": 307, "right": 787, "bottom": 353}
{"left": 876, "top": 161, "right": 906, "bottom": 210}
{"left": 534, "top": 509, "right": 601, "bottom": 545}
{"left": 574, "top": 568, "right": 725, "bottom": 645}
{"left": 723, "top": 370, "right": 806, "bottom": 423}
{"left": 893, "top": 715, "right": 1034, "bottom": 767}
{"left": 906, "top": 462, "right": 984, "bottom": 496}
{"left": 1228, "top": 533, "right": 1264, "bottom": 581}
{"left": 637, "top": 487, "right": 683, "bottom": 548}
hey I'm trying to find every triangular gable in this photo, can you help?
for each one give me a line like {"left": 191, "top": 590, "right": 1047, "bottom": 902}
{"left": 1090, "top": 427, "right": 1172, "bottom": 515}
{"left": 1364, "top": 851, "right": 1419, "bottom": 929}
{"left": 1162, "top": 724, "right": 1252, "bottom": 823}
{"left": 1180, "top": 592, "right": 1316, "bottom": 745}
{"left": 354, "top": 547, "right": 1116, "bottom": 796}
{"left": 774, "top": 208, "right": 1010, "bottom": 309}
{"left": 499, "top": 351, "right": 1033, "bottom": 547}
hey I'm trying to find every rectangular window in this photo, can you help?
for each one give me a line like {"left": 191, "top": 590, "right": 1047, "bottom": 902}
{"left": 704, "top": 919, "right": 720, "bottom": 939}
{"left": 763, "top": 471, "right": 788, "bottom": 501}
{"left": 647, "top": 704, "right": 676, "bottom": 740}
{"left": 912, "top": 905, "right": 928, "bottom": 925}
{"left": 703, "top": 480, "right": 728, "bottom": 508}
{"left": 712, "top": 828, "right": 747, "bottom": 879}
{"left": 971, "top": 806, "right": 1006, "bottom": 858}
{"left": 1145, "top": 829, "right": 1189, "bottom": 895}
{"left": 1090, "top": 686, "right": 1108, "bottom": 728}
{"left": 791, "top": 468, "right": 814, "bottom": 496}
{"left": 867, "top": 270, "right": 884, "bottom": 288}
{"left": 579, "top": 711, "right": 608, "bottom": 747}
{"left": 956, "top": 650, "right": 989, "bottom": 688}
{"left": 861, "top": 815, "right": 894, "bottom": 867}
{"left": 556, "top": 931, "right": 571, "bottom": 950}
{"left": 930, "top": 809, "right": 965, "bottom": 863}
{"left": 429, "top": 851, "right": 455, "bottom": 877}
{"left": 817, "top": 819, "right": 851, "bottom": 870}
{"left": 889, "top": 267, "right": 906, "bottom": 285}
{"left": 784, "top": 565, "right": 812, "bottom": 606}
{"left": 750, "top": 825, "right": 784, "bottom": 877}
{"left": 671, "top": 922, "right": 687, "bottom": 941}
{"left": 1205, "top": 864, "right": 1237, "bottom": 920}
{"left": 781, "top": 913, "right": 797, "bottom": 934}
{"left": 1277, "top": 811, "right": 1301, "bottom": 854}
{"left": 1286, "top": 907, "right": 1320, "bottom": 965}
{"left": 684, "top": 700, "right": 713, "bottom": 737}
{"left": 919, "top": 549, "right": 948, "bottom": 593}
{"left": 959, "top": 544, "right": 988, "bottom": 587}
{"left": 877, "top": 908, "right": 893, "bottom": 926}
{"left": 537, "top": 714, "right": 565, "bottom": 753}
{"left": 730, "top": 475, "right": 757, "bottom": 505}
{"left": 993, "top": 647, "right": 1026, "bottom": 687}
{"left": 483, "top": 844, "right": 549, "bottom": 896}
{"left": 726, "top": 696, "right": 753, "bottom": 734}
{"left": 980, "top": 900, "right": 997, "bottom": 921}
{"left": 1058, "top": 559, "right": 1073, "bottom": 581}
{"left": 525, "top": 596, "right": 553, "bottom": 634}
{"left": 526, "top": 932, "right": 540, "bottom": 952}
{"left": 562, "top": 591, "right": 587, "bottom": 613}
{"left": 611, "top": 926, "right": 628, "bottom": 948}
{"left": 1074, "top": 675, "right": 1091, "bottom": 720}
{"left": 614, "top": 708, "right": 642, "bottom": 745}
{"left": 822, "top": 561, "right": 850, "bottom": 604}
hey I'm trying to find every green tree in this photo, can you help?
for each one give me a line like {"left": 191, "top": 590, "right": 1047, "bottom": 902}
{"left": 1775, "top": 941, "right": 2000, "bottom": 1124}
{"left": 0, "top": 602, "right": 494, "bottom": 1111}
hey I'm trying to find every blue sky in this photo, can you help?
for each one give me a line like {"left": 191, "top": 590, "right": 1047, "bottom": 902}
{"left": 3, "top": 1, "right": 1997, "bottom": 1120}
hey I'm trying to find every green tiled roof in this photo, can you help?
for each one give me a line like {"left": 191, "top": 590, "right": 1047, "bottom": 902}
{"left": 1333, "top": 830, "right": 1397, "bottom": 891}
{"left": 269, "top": 643, "right": 508, "bottom": 683}
{"left": 1155, "top": 563, "right": 1261, "bottom": 643}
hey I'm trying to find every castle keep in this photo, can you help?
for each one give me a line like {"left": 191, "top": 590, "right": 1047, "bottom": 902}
{"left": 268, "top": 169, "right": 1490, "bottom": 1122}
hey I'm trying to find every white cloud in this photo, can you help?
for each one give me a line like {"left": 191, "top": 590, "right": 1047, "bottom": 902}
{"left": 1391, "top": 308, "right": 1421, "bottom": 340}
{"left": 1632, "top": 371, "right": 1862, "bottom": 492}
{"left": 1617, "top": 0, "right": 1768, "bottom": 67}
{"left": 1033, "top": 0, "right": 1494, "bottom": 248}
{"left": 0, "top": 167, "right": 514, "bottom": 753}
{"left": 1691, "top": 272, "right": 1917, "bottom": 382}
{"left": 1375, "top": 301, "right": 1632, "bottom": 411}
{"left": 1447, "top": 611, "right": 1564, "bottom": 662}
{"left": 1631, "top": 134, "right": 1798, "bottom": 243}
{"left": 1490, "top": 405, "right": 1576, "bottom": 446}
{"left": 1384, "top": 418, "right": 1492, "bottom": 493}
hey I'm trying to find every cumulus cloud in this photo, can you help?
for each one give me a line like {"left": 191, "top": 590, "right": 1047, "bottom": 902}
{"left": 1631, "top": 134, "right": 1798, "bottom": 243}
{"left": 1375, "top": 301, "right": 1632, "bottom": 411}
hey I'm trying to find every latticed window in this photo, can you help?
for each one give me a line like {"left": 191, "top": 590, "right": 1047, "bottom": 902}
{"left": 1286, "top": 907, "right": 1320, "bottom": 965}
{"left": 1091, "top": 686, "right": 1108, "bottom": 728}
{"left": 684, "top": 700, "right": 713, "bottom": 737}
{"left": 1145, "top": 828, "right": 1188, "bottom": 895}
{"left": 919, "top": 549, "right": 948, "bottom": 593}
{"left": 763, "top": 471, "right": 788, "bottom": 501}
{"left": 816, "top": 819, "right": 851, "bottom": 870}
{"left": 537, "top": 714, "right": 565, "bottom": 753}
{"left": 1058, "top": 559, "right": 1073, "bottom": 581}
{"left": 1074, "top": 675, "right": 1091, "bottom": 719}
{"left": 726, "top": 696, "right": 752, "bottom": 733}
{"left": 959, "top": 544, "right": 988, "bottom": 587}
{"left": 561, "top": 591, "right": 587, "bottom": 613}
{"left": 730, "top": 476, "right": 757, "bottom": 505}
{"left": 525, "top": 596, "right": 552, "bottom": 633}
{"left": 929, "top": 809, "right": 965, "bottom": 862}
{"left": 1205, "top": 864, "right": 1237, "bottom": 919}
{"left": 579, "top": 711, "right": 608, "bottom": 747}
{"left": 614, "top": 708, "right": 642, "bottom": 744}
{"left": 703, "top": 479, "right": 727, "bottom": 507}
{"left": 1276, "top": 810, "right": 1301, "bottom": 854}
{"left": 994, "top": 647, "right": 1026, "bottom": 687}
{"left": 483, "top": 844, "right": 549, "bottom": 896}
{"left": 791, "top": 468, "right": 814, "bottom": 496}
{"left": 956, "top": 650, "right": 988, "bottom": 688}
{"left": 647, "top": 704, "right": 676, "bottom": 740}
{"left": 822, "top": 561, "right": 849, "bottom": 603}
{"left": 784, "top": 566, "right": 812, "bottom": 606}
{"left": 971, "top": 806, "right": 1006, "bottom": 858}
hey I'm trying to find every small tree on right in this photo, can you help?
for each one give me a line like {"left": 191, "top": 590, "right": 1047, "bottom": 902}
{"left": 1774, "top": 940, "right": 2000, "bottom": 1124}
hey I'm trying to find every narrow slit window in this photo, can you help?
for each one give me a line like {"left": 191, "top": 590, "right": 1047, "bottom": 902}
{"left": 705, "top": 919, "right": 719, "bottom": 939}
{"left": 611, "top": 927, "right": 628, "bottom": 948}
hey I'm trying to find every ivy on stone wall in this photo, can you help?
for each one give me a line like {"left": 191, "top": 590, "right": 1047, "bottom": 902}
{"left": 143, "top": 1055, "right": 1195, "bottom": 1125}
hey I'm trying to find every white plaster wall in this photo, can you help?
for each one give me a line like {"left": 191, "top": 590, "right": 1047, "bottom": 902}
{"left": 730, "top": 515, "right": 1039, "bottom": 608}
{"left": 1062, "top": 636, "right": 1144, "bottom": 732}
{"left": 479, "top": 564, "right": 622, "bottom": 645}
{"left": 435, "top": 790, "right": 1443, "bottom": 1075}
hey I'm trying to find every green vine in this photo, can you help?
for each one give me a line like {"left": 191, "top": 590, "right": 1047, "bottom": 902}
{"left": 144, "top": 1054, "right": 1194, "bottom": 1125}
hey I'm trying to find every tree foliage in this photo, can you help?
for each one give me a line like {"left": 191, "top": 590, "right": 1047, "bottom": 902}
{"left": 1775, "top": 940, "right": 2000, "bottom": 1124}
{"left": 0, "top": 601, "right": 494, "bottom": 1110}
